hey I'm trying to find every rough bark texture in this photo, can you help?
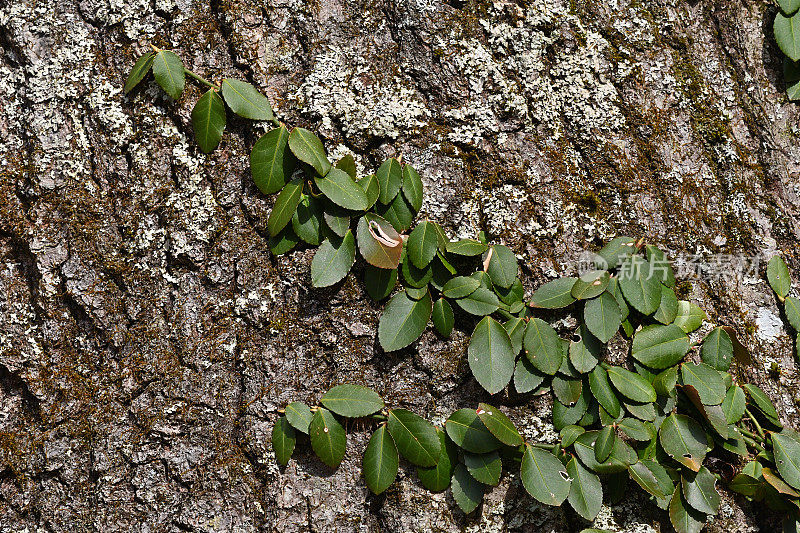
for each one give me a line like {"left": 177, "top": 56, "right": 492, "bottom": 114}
{"left": 1, "top": 0, "right": 799, "bottom": 530}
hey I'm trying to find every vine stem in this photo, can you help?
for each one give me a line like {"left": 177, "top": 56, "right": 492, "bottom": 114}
{"left": 738, "top": 426, "right": 765, "bottom": 444}
{"left": 184, "top": 68, "right": 220, "bottom": 91}
{"left": 745, "top": 408, "right": 765, "bottom": 439}
{"left": 742, "top": 435, "right": 765, "bottom": 453}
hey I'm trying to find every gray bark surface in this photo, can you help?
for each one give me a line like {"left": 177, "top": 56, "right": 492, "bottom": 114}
{"left": 0, "top": 0, "right": 798, "bottom": 530}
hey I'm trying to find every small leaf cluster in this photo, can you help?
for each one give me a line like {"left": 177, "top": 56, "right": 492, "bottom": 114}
{"left": 774, "top": 0, "right": 800, "bottom": 100}
{"left": 768, "top": 255, "right": 800, "bottom": 358}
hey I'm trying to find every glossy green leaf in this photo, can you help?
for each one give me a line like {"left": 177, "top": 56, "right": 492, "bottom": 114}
{"left": 653, "top": 285, "right": 678, "bottom": 325}
{"left": 407, "top": 221, "right": 438, "bottom": 268}
{"left": 406, "top": 286, "right": 428, "bottom": 300}
{"left": 364, "top": 265, "right": 397, "bottom": 301}
{"left": 584, "top": 291, "right": 622, "bottom": 343}
{"left": 607, "top": 277, "right": 629, "bottom": 320}
{"left": 476, "top": 403, "right": 523, "bottom": 446}
{"left": 618, "top": 418, "right": 653, "bottom": 441}
{"left": 456, "top": 287, "right": 500, "bottom": 316}
{"left": 606, "top": 365, "right": 656, "bottom": 403}
{"left": 700, "top": 328, "right": 734, "bottom": 371}
{"left": 529, "top": 277, "right": 577, "bottom": 308}
{"left": 124, "top": 52, "right": 154, "bottom": 94}
{"left": 653, "top": 365, "right": 678, "bottom": 397}
{"left": 417, "top": 428, "right": 457, "bottom": 491}
{"left": 442, "top": 276, "right": 480, "bottom": 299}
{"left": 669, "top": 488, "right": 705, "bottom": 533}
{"left": 401, "top": 258, "right": 433, "bottom": 288}
{"left": 567, "top": 457, "right": 603, "bottom": 520}
{"left": 363, "top": 425, "right": 399, "bottom": 494}
{"left": 523, "top": 318, "right": 563, "bottom": 375}
{"left": 786, "top": 296, "right": 800, "bottom": 331}
{"left": 514, "top": 357, "right": 546, "bottom": 394}
{"left": 628, "top": 460, "right": 671, "bottom": 499}
{"left": 288, "top": 127, "right": 330, "bottom": 176}
{"left": 445, "top": 409, "right": 501, "bottom": 453}
{"left": 594, "top": 236, "right": 636, "bottom": 269}
{"left": 681, "top": 363, "right": 726, "bottom": 406}
{"left": 468, "top": 317, "right": 515, "bottom": 394}
{"left": 572, "top": 431, "right": 634, "bottom": 474}
{"left": 272, "top": 416, "right": 296, "bottom": 465}
{"left": 268, "top": 225, "right": 299, "bottom": 255}
{"left": 445, "top": 238, "right": 488, "bottom": 256}
{"left": 772, "top": 433, "right": 800, "bottom": 490}
{"left": 618, "top": 256, "right": 662, "bottom": 315}
{"left": 645, "top": 244, "right": 676, "bottom": 287}
{"left": 432, "top": 297, "right": 455, "bottom": 337}
{"left": 356, "top": 214, "right": 403, "bottom": 270}
{"left": 503, "top": 318, "right": 526, "bottom": 355}
{"left": 386, "top": 409, "right": 440, "bottom": 467}
{"left": 569, "top": 325, "right": 601, "bottom": 374}
{"left": 571, "top": 270, "right": 610, "bottom": 300}
{"left": 320, "top": 384, "right": 383, "bottom": 417}
{"left": 251, "top": 126, "right": 295, "bottom": 195}
{"left": 285, "top": 401, "right": 313, "bottom": 433}
{"left": 292, "top": 196, "right": 324, "bottom": 245}
{"left": 673, "top": 301, "right": 706, "bottom": 333}
{"left": 267, "top": 178, "right": 303, "bottom": 236}
{"left": 309, "top": 408, "right": 347, "bottom": 468}
{"left": 315, "top": 168, "right": 368, "bottom": 211}
{"left": 220, "top": 78, "right": 274, "bottom": 121}
{"left": 375, "top": 193, "right": 414, "bottom": 232}
{"left": 777, "top": 13, "right": 800, "bottom": 62}
{"left": 552, "top": 375, "right": 582, "bottom": 406}
{"left": 376, "top": 158, "right": 402, "bottom": 205}
{"left": 561, "top": 425, "right": 585, "bottom": 448}
{"left": 521, "top": 444, "right": 571, "bottom": 506}
{"left": 682, "top": 466, "right": 720, "bottom": 515}
{"left": 322, "top": 203, "right": 350, "bottom": 238}
{"left": 729, "top": 473, "right": 762, "bottom": 497}
{"left": 595, "top": 425, "right": 616, "bottom": 462}
{"left": 553, "top": 389, "right": 590, "bottom": 430}
{"left": 335, "top": 154, "right": 357, "bottom": 177}
{"left": 452, "top": 463, "right": 484, "bottom": 513}
{"left": 310, "top": 230, "right": 356, "bottom": 288}
{"left": 152, "top": 50, "right": 184, "bottom": 99}
{"left": 624, "top": 400, "right": 657, "bottom": 422}
{"left": 191, "top": 89, "right": 226, "bottom": 153}
{"left": 743, "top": 384, "right": 781, "bottom": 423}
{"left": 722, "top": 385, "right": 746, "bottom": 424}
{"left": 589, "top": 366, "right": 621, "bottom": 419}
{"left": 484, "top": 245, "right": 517, "bottom": 289}
{"left": 378, "top": 291, "right": 432, "bottom": 351}
{"left": 464, "top": 451, "right": 501, "bottom": 485}
{"left": 659, "top": 414, "right": 708, "bottom": 471}
{"left": 632, "top": 324, "right": 691, "bottom": 369}
{"left": 402, "top": 164, "right": 423, "bottom": 211}
{"left": 768, "top": 255, "right": 792, "bottom": 299}
{"left": 358, "top": 174, "right": 380, "bottom": 209}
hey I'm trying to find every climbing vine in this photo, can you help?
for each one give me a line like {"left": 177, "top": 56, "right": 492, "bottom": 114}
{"left": 126, "top": 49, "right": 800, "bottom": 533}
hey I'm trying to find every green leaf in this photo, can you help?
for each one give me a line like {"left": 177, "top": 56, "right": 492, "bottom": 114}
{"left": 571, "top": 270, "right": 610, "bottom": 300}
{"left": 267, "top": 178, "right": 303, "bottom": 236}
{"left": 653, "top": 285, "right": 679, "bottom": 325}
{"left": 358, "top": 174, "right": 380, "bottom": 209}
{"left": 681, "top": 363, "right": 726, "bottom": 405}
{"left": 617, "top": 418, "right": 653, "bottom": 441}
{"left": 567, "top": 457, "right": 603, "bottom": 521}
{"left": 288, "top": 127, "right": 331, "bottom": 176}
{"left": 272, "top": 416, "right": 296, "bottom": 465}
{"left": 333, "top": 154, "right": 356, "bottom": 177}
{"left": 220, "top": 79, "right": 274, "bottom": 121}
{"left": 407, "top": 221, "right": 438, "bottom": 268}
{"left": 743, "top": 384, "right": 781, "bottom": 422}
{"left": 468, "top": 317, "right": 516, "bottom": 394}
{"left": 320, "top": 384, "right": 384, "bottom": 417}
{"left": 251, "top": 126, "right": 295, "bottom": 195}
{"left": 722, "top": 385, "right": 746, "bottom": 424}
{"left": 514, "top": 357, "right": 546, "bottom": 394}
{"left": 451, "top": 463, "right": 484, "bottom": 513}
{"left": 477, "top": 403, "right": 523, "bottom": 446}
{"left": 571, "top": 431, "right": 633, "bottom": 474}
{"left": 378, "top": 290, "right": 432, "bottom": 351}
{"left": 682, "top": 467, "right": 720, "bottom": 515}
{"left": 569, "top": 325, "right": 601, "bottom": 374}
{"left": 729, "top": 473, "right": 762, "bottom": 497}
{"left": 645, "top": 245, "right": 677, "bottom": 287}
{"left": 356, "top": 214, "right": 403, "bottom": 270}
{"left": 310, "top": 230, "right": 356, "bottom": 288}
{"left": 595, "top": 425, "right": 616, "bottom": 462}
{"left": 152, "top": 50, "right": 184, "bottom": 99}
{"left": 632, "top": 324, "right": 691, "bottom": 369}
{"left": 406, "top": 286, "right": 428, "bottom": 300}
{"left": 553, "top": 388, "right": 590, "bottom": 430}
{"left": 584, "top": 291, "right": 621, "bottom": 343}
{"left": 561, "top": 425, "right": 585, "bottom": 448}
{"left": 190, "top": 89, "right": 226, "bottom": 153}
{"left": 364, "top": 265, "right": 397, "bottom": 301}
{"left": 653, "top": 366, "right": 678, "bottom": 397}
{"left": 285, "top": 402, "right": 313, "bottom": 433}
{"left": 786, "top": 296, "right": 800, "bottom": 331}
{"left": 659, "top": 414, "right": 708, "bottom": 472}
{"left": 445, "top": 239, "right": 488, "bottom": 256}
{"left": 607, "top": 277, "right": 629, "bottom": 320}
{"left": 606, "top": 365, "right": 656, "bottom": 403}
{"left": 618, "top": 256, "right": 662, "bottom": 315}
{"left": 401, "top": 258, "right": 433, "bottom": 288}
{"left": 402, "top": 164, "right": 424, "bottom": 211}
{"left": 771, "top": 433, "right": 800, "bottom": 490}
{"left": 323, "top": 202, "right": 351, "bottom": 238}
{"left": 376, "top": 158, "right": 402, "bottom": 205}
{"left": 628, "top": 460, "right": 671, "bottom": 499}
{"left": 783, "top": 0, "right": 800, "bottom": 19}
{"left": 269, "top": 225, "right": 299, "bottom": 255}
{"left": 669, "top": 488, "right": 705, "bottom": 533}
{"left": 496, "top": 278, "right": 524, "bottom": 306}
{"left": 432, "top": 298, "right": 454, "bottom": 337}
{"left": 529, "top": 277, "right": 578, "bottom": 309}
{"left": 785, "top": 58, "right": 800, "bottom": 100}
{"left": 552, "top": 375, "right": 582, "bottom": 406}
{"left": 292, "top": 196, "right": 324, "bottom": 245}
{"left": 442, "top": 276, "right": 480, "bottom": 299}
{"left": 445, "top": 409, "right": 501, "bottom": 453}
{"left": 775, "top": 13, "right": 800, "bottom": 62}
{"left": 456, "top": 287, "right": 500, "bottom": 316}
{"left": 521, "top": 444, "right": 571, "bottom": 506}
{"left": 464, "top": 451, "right": 501, "bottom": 485}
{"left": 315, "top": 168, "right": 369, "bottom": 211}
{"left": 768, "top": 255, "right": 793, "bottom": 299}
{"left": 763, "top": 466, "right": 800, "bottom": 497}
{"left": 594, "top": 236, "right": 636, "bottom": 269}
{"left": 417, "top": 428, "right": 457, "bottom": 491}
{"left": 589, "top": 366, "right": 621, "bottom": 419}
{"left": 523, "top": 318, "right": 563, "bottom": 375}
{"left": 387, "top": 409, "right": 440, "bottom": 467}
{"left": 504, "top": 318, "right": 526, "bottom": 355}
{"left": 309, "top": 408, "right": 347, "bottom": 468}
{"left": 363, "top": 425, "right": 399, "bottom": 494}
{"left": 484, "top": 245, "right": 517, "bottom": 289}
{"left": 700, "top": 328, "right": 734, "bottom": 371}
{"left": 124, "top": 52, "right": 154, "bottom": 94}
{"left": 673, "top": 301, "right": 707, "bottom": 333}
{"left": 375, "top": 193, "right": 414, "bottom": 232}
